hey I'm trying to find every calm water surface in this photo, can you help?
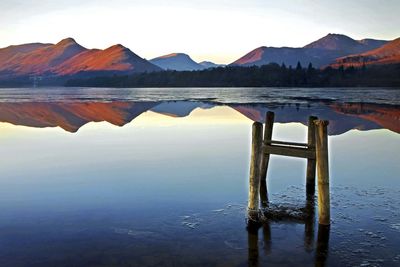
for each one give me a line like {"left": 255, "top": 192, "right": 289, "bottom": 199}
{"left": 0, "top": 87, "right": 399, "bottom": 267}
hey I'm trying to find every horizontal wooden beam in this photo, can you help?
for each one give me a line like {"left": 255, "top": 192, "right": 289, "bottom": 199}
{"left": 264, "top": 144, "right": 316, "bottom": 159}
{"left": 265, "top": 140, "right": 309, "bottom": 147}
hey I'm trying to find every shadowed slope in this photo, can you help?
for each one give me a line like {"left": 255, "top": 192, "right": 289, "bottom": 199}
{"left": 304, "top": 34, "right": 386, "bottom": 52}
{"left": 150, "top": 53, "right": 205, "bottom": 71}
{"left": 199, "top": 61, "right": 224, "bottom": 69}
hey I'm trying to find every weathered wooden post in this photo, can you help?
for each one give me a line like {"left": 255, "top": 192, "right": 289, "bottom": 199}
{"left": 314, "top": 120, "right": 330, "bottom": 225}
{"left": 248, "top": 122, "right": 263, "bottom": 221}
{"left": 260, "top": 111, "right": 274, "bottom": 206}
{"left": 306, "top": 116, "right": 318, "bottom": 198}
{"left": 247, "top": 113, "right": 331, "bottom": 226}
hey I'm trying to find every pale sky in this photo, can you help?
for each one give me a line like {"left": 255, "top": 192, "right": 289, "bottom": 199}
{"left": 0, "top": 0, "right": 399, "bottom": 64}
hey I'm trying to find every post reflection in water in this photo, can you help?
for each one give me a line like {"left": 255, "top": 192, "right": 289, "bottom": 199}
{"left": 247, "top": 222, "right": 260, "bottom": 267}
{"left": 315, "top": 224, "right": 330, "bottom": 267}
{"left": 262, "top": 222, "right": 272, "bottom": 255}
{"left": 304, "top": 198, "right": 316, "bottom": 252}
{"left": 247, "top": 199, "right": 330, "bottom": 267}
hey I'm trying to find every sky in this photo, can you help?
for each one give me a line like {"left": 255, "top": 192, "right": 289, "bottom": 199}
{"left": 0, "top": 0, "right": 399, "bottom": 64}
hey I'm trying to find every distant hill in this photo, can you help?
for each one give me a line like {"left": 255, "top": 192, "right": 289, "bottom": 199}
{"left": 231, "top": 34, "right": 389, "bottom": 68}
{"left": 331, "top": 38, "right": 400, "bottom": 67}
{"left": 0, "top": 38, "right": 161, "bottom": 80}
{"left": 199, "top": 61, "right": 224, "bottom": 69}
{"left": 150, "top": 53, "right": 205, "bottom": 71}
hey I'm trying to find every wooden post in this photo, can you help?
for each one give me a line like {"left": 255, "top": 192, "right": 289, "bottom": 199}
{"left": 314, "top": 120, "right": 330, "bottom": 225}
{"left": 260, "top": 111, "right": 274, "bottom": 206}
{"left": 248, "top": 122, "right": 263, "bottom": 221}
{"left": 306, "top": 116, "right": 318, "bottom": 198}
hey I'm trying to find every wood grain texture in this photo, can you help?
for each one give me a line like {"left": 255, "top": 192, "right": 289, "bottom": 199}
{"left": 315, "top": 120, "right": 331, "bottom": 225}
{"left": 306, "top": 116, "right": 318, "bottom": 197}
{"left": 248, "top": 122, "right": 263, "bottom": 220}
{"left": 260, "top": 111, "right": 274, "bottom": 206}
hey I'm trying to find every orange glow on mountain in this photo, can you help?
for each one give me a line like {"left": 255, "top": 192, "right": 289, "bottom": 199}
{"left": 331, "top": 38, "right": 400, "bottom": 68}
{"left": 0, "top": 38, "right": 86, "bottom": 75}
{"left": 158, "top": 53, "right": 181, "bottom": 59}
{"left": 0, "top": 38, "right": 161, "bottom": 77}
{"left": 232, "top": 47, "right": 265, "bottom": 65}
{"left": 53, "top": 45, "right": 140, "bottom": 75}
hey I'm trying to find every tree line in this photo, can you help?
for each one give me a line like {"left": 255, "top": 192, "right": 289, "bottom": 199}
{"left": 50, "top": 62, "right": 400, "bottom": 88}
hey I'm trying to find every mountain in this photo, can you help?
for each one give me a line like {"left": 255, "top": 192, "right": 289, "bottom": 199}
{"left": 231, "top": 34, "right": 388, "bottom": 68}
{"left": 199, "top": 61, "right": 224, "bottom": 69}
{"left": 150, "top": 53, "right": 205, "bottom": 71}
{"left": 0, "top": 38, "right": 161, "bottom": 80}
{"left": 0, "top": 38, "right": 86, "bottom": 76}
{"left": 53, "top": 44, "right": 161, "bottom": 75}
{"left": 232, "top": 46, "right": 308, "bottom": 67}
{"left": 331, "top": 38, "right": 400, "bottom": 68}
{"left": 304, "top": 34, "right": 387, "bottom": 52}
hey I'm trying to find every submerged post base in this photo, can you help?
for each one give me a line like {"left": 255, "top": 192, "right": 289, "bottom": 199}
{"left": 247, "top": 209, "right": 261, "bottom": 223}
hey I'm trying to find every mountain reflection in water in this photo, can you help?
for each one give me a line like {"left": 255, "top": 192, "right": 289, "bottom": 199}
{"left": 0, "top": 100, "right": 398, "bottom": 134}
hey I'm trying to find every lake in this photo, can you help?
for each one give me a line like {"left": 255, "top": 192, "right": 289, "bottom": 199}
{"left": 0, "top": 87, "right": 399, "bottom": 267}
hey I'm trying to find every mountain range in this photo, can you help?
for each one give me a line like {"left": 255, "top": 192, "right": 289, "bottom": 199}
{"left": 0, "top": 38, "right": 161, "bottom": 80}
{"left": 0, "top": 33, "right": 399, "bottom": 83}
{"left": 231, "top": 34, "right": 389, "bottom": 68}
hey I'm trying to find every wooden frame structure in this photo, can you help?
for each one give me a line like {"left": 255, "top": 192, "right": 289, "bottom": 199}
{"left": 248, "top": 111, "right": 330, "bottom": 225}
